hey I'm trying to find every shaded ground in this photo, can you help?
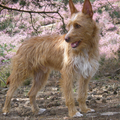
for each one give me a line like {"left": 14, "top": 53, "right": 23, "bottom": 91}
{"left": 0, "top": 73, "right": 120, "bottom": 120}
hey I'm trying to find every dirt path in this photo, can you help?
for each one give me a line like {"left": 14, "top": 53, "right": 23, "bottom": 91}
{"left": 0, "top": 76, "right": 120, "bottom": 120}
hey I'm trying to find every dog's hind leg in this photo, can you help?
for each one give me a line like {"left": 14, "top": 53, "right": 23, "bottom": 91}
{"left": 28, "top": 69, "right": 50, "bottom": 114}
{"left": 77, "top": 77, "right": 94, "bottom": 113}
{"left": 2, "top": 72, "right": 25, "bottom": 115}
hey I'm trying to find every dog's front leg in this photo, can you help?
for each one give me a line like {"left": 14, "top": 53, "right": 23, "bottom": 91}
{"left": 60, "top": 71, "right": 83, "bottom": 117}
{"left": 77, "top": 76, "right": 94, "bottom": 113}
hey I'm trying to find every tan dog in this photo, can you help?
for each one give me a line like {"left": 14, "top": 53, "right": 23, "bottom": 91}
{"left": 3, "top": 0, "right": 99, "bottom": 117}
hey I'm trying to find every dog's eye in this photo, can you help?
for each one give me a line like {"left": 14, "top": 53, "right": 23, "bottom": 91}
{"left": 74, "top": 23, "right": 81, "bottom": 29}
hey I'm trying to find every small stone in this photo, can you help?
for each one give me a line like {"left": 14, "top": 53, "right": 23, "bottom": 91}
{"left": 12, "top": 98, "right": 19, "bottom": 102}
{"left": 108, "top": 87, "right": 114, "bottom": 91}
{"left": 50, "top": 109, "right": 56, "bottom": 115}
{"left": 54, "top": 101, "right": 60, "bottom": 106}
{"left": 52, "top": 87, "right": 58, "bottom": 91}
{"left": 49, "top": 96, "right": 56, "bottom": 101}
{"left": 14, "top": 103, "right": 19, "bottom": 107}
{"left": 86, "top": 100, "right": 89, "bottom": 105}
{"left": 101, "top": 112, "right": 120, "bottom": 116}
{"left": 87, "top": 96, "right": 92, "bottom": 100}
{"left": 96, "top": 97, "right": 101, "bottom": 100}
{"left": 102, "top": 98, "right": 106, "bottom": 103}
{"left": 107, "top": 97, "right": 111, "bottom": 100}
{"left": 102, "top": 93, "right": 108, "bottom": 98}
{"left": 90, "top": 99, "right": 97, "bottom": 104}
{"left": 89, "top": 82, "right": 98, "bottom": 91}
{"left": 105, "top": 86, "right": 108, "bottom": 89}
{"left": 38, "top": 108, "right": 46, "bottom": 114}
{"left": 25, "top": 101, "right": 30, "bottom": 106}
{"left": 113, "top": 91, "right": 117, "bottom": 95}
{"left": 89, "top": 87, "right": 92, "bottom": 91}
{"left": 64, "top": 117, "right": 69, "bottom": 119}
{"left": 0, "top": 91, "right": 3, "bottom": 94}
{"left": 92, "top": 91, "right": 97, "bottom": 95}
{"left": 104, "top": 91, "right": 108, "bottom": 93}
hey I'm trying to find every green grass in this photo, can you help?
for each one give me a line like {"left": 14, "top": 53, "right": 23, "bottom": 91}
{"left": 0, "top": 65, "right": 10, "bottom": 87}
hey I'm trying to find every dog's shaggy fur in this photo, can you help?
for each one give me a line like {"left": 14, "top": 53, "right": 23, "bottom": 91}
{"left": 3, "top": 0, "right": 100, "bottom": 117}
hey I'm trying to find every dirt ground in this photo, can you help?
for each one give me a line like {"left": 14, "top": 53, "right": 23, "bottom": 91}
{"left": 0, "top": 72, "right": 120, "bottom": 120}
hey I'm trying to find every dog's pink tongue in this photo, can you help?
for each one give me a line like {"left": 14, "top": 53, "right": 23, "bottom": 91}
{"left": 71, "top": 41, "right": 79, "bottom": 48}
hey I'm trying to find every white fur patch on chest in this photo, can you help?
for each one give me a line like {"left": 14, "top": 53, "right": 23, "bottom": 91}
{"left": 72, "top": 53, "right": 99, "bottom": 79}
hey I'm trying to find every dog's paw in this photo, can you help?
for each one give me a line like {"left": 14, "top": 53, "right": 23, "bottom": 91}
{"left": 73, "top": 112, "right": 83, "bottom": 117}
{"left": 38, "top": 108, "right": 46, "bottom": 114}
{"left": 3, "top": 112, "right": 8, "bottom": 116}
{"left": 89, "top": 109, "right": 95, "bottom": 112}
{"left": 2, "top": 108, "right": 9, "bottom": 116}
{"left": 79, "top": 108, "right": 95, "bottom": 113}
{"left": 3, "top": 111, "right": 9, "bottom": 116}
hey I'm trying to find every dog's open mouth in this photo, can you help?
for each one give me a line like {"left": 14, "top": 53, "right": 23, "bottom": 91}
{"left": 71, "top": 41, "right": 81, "bottom": 48}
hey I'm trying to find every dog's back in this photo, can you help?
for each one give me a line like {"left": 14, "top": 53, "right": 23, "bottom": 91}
{"left": 12, "top": 35, "right": 65, "bottom": 75}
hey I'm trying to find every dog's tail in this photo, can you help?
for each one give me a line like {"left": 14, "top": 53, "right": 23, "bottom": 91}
{"left": 6, "top": 76, "right": 10, "bottom": 85}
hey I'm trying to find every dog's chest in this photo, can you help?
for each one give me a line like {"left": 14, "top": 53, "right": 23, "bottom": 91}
{"left": 72, "top": 53, "right": 99, "bottom": 79}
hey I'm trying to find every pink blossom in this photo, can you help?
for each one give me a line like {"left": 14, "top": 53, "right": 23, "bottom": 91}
{"left": 0, "top": 0, "right": 120, "bottom": 64}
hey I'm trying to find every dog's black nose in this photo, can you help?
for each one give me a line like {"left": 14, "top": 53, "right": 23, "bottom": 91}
{"left": 65, "top": 36, "right": 70, "bottom": 42}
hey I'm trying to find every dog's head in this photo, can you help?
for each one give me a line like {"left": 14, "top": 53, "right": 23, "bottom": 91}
{"left": 65, "top": 0, "right": 97, "bottom": 51}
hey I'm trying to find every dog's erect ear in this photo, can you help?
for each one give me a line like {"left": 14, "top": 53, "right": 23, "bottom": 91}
{"left": 69, "top": 0, "right": 78, "bottom": 16}
{"left": 82, "top": 0, "right": 93, "bottom": 18}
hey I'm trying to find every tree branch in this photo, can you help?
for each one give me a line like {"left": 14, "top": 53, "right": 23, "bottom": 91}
{"left": 106, "top": 0, "right": 119, "bottom": 23}
{"left": 29, "top": 13, "right": 38, "bottom": 35}
{"left": 0, "top": 4, "right": 58, "bottom": 14}
{"left": 0, "top": 3, "right": 67, "bottom": 33}
{"left": 57, "top": 12, "right": 67, "bottom": 33}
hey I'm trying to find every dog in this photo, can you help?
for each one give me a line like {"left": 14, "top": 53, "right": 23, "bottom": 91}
{"left": 3, "top": 0, "right": 99, "bottom": 117}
